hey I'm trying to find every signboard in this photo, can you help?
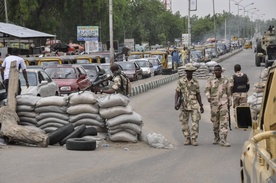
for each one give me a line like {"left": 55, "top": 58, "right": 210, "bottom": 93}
{"left": 182, "top": 34, "right": 191, "bottom": 46}
{"left": 190, "top": 0, "right": 197, "bottom": 11}
{"left": 85, "top": 39, "right": 99, "bottom": 53}
{"left": 124, "top": 39, "right": 135, "bottom": 51}
{"left": 77, "top": 26, "right": 99, "bottom": 41}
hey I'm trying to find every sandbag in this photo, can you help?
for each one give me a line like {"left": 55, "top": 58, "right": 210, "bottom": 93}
{"left": 69, "top": 91, "right": 98, "bottom": 105}
{"left": 108, "top": 128, "right": 137, "bottom": 136}
{"left": 69, "top": 113, "right": 104, "bottom": 123}
{"left": 19, "top": 116, "right": 38, "bottom": 125}
{"left": 35, "top": 106, "right": 67, "bottom": 113}
{"left": 67, "top": 104, "right": 99, "bottom": 115}
{"left": 106, "top": 112, "right": 143, "bottom": 127}
{"left": 17, "top": 111, "right": 37, "bottom": 118}
{"left": 36, "top": 112, "right": 69, "bottom": 121}
{"left": 36, "top": 117, "right": 69, "bottom": 127}
{"left": 72, "top": 118, "right": 105, "bottom": 128}
{"left": 109, "top": 131, "right": 138, "bottom": 142}
{"left": 16, "top": 105, "right": 35, "bottom": 112}
{"left": 107, "top": 123, "right": 142, "bottom": 134}
{"left": 99, "top": 105, "right": 133, "bottom": 119}
{"left": 16, "top": 95, "right": 41, "bottom": 106}
{"left": 97, "top": 94, "right": 130, "bottom": 108}
{"left": 36, "top": 96, "right": 69, "bottom": 107}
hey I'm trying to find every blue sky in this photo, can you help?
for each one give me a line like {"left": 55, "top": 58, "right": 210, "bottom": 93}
{"left": 172, "top": 0, "right": 276, "bottom": 21}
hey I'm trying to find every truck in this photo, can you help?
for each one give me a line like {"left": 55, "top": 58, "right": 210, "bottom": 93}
{"left": 255, "top": 26, "right": 276, "bottom": 68}
{"left": 236, "top": 64, "right": 276, "bottom": 182}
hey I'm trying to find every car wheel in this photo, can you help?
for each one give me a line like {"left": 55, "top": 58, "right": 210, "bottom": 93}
{"left": 255, "top": 54, "right": 261, "bottom": 67}
{"left": 66, "top": 138, "right": 96, "bottom": 151}
{"left": 48, "top": 123, "right": 74, "bottom": 145}
{"left": 59, "top": 124, "right": 86, "bottom": 146}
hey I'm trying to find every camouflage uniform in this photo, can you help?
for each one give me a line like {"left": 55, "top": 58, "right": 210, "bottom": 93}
{"left": 176, "top": 77, "right": 201, "bottom": 140}
{"left": 205, "top": 75, "right": 232, "bottom": 144}
{"left": 112, "top": 74, "right": 131, "bottom": 97}
{"left": 229, "top": 71, "right": 250, "bottom": 124}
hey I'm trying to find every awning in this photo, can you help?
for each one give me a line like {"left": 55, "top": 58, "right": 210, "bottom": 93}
{"left": 0, "top": 22, "right": 56, "bottom": 39}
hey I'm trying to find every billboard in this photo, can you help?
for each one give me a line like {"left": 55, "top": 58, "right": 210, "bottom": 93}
{"left": 182, "top": 34, "right": 191, "bottom": 46}
{"left": 124, "top": 39, "right": 135, "bottom": 51}
{"left": 77, "top": 26, "right": 99, "bottom": 41}
{"left": 85, "top": 39, "right": 99, "bottom": 53}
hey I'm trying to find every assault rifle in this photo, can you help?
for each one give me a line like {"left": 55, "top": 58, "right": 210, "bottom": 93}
{"left": 228, "top": 105, "right": 232, "bottom": 131}
{"left": 90, "top": 76, "right": 113, "bottom": 93}
{"left": 175, "top": 92, "right": 183, "bottom": 110}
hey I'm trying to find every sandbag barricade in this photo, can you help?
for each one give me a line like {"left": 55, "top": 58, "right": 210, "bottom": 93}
{"left": 98, "top": 94, "right": 143, "bottom": 143}
{"left": 15, "top": 92, "right": 144, "bottom": 145}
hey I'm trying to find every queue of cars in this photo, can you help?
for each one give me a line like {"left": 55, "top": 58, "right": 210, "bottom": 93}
{"left": 0, "top": 54, "right": 164, "bottom": 100}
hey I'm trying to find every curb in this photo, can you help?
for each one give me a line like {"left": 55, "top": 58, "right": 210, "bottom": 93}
{"left": 130, "top": 74, "right": 179, "bottom": 97}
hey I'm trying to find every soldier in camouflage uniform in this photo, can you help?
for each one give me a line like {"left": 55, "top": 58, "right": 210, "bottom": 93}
{"left": 205, "top": 65, "right": 232, "bottom": 147}
{"left": 175, "top": 63, "right": 204, "bottom": 146}
{"left": 229, "top": 64, "right": 250, "bottom": 128}
{"left": 93, "top": 63, "right": 131, "bottom": 97}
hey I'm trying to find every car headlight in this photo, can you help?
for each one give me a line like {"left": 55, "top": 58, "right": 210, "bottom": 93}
{"left": 60, "top": 86, "right": 71, "bottom": 91}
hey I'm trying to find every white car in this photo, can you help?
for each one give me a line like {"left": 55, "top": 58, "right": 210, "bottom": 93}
{"left": 19, "top": 69, "right": 60, "bottom": 97}
{"left": 130, "top": 58, "right": 154, "bottom": 78}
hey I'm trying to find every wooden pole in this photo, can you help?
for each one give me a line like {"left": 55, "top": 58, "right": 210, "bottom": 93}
{"left": 7, "top": 61, "right": 19, "bottom": 111}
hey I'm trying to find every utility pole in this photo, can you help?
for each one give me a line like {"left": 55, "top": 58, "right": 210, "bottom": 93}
{"left": 109, "top": 0, "right": 114, "bottom": 66}
{"left": 4, "top": 0, "right": 8, "bottom": 23}
{"left": 213, "top": 0, "right": 217, "bottom": 58}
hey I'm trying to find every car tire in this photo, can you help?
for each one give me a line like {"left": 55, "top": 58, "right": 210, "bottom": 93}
{"left": 256, "top": 40, "right": 262, "bottom": 53}
{"left": 80, "top": 126, "right": 97, "bottom": 137}
{"left": 48, "top": 123, "right": 74, "bottom": 145}
{"left": 59, "top": 124, "right": 86, "bottom": 146}
{"left": 66, "top": 138, "right": 96, "bottom": 151}
{"left": 255, "top": 54, "right": 261, "bottom": 67}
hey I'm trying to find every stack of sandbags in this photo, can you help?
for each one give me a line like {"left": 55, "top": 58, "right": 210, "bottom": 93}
{"left": 193, "top": 63, "right": 210, "bottom": 78}
{"left": 98, "top": 94, "right": 143, "bottom": 143}
{"left": 205, "top": 60, "right": 218, "bottom": 73}
{"left": 16, "top": 95, "right": 41, "bottom": 127}
{"left": 248, "top": 82, "right": 266, "bottom": 120}
{"left": 35, "top": 96, "right": 69, "bottom": 133}
{"left": 178, "top": 63, "right": 212, "bottom": 79}
{"left": 67, "top": 91, "right": 105, "bottom": 132}
{"left": 259, "top": 68, "right": 269, "bottom": 81}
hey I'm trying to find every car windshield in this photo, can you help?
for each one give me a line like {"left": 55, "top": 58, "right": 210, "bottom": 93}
{"left": 101, "top": 65, "right": 111, "bottom": 74}
{"left": 151, "top": 55, "right": 162, "bottom": 60}
{"left": 148, "top": 59, "right": 159, "bottom": 65}
{"left": 136, "top": 61, "right": 149, "bottom": 67}
{"left": 118, "top": 62, "right": 135, "bottom": 70}
{"left": 45, "top": 67, "right": 77, "bottom": 79}
{"left": 85, "top": 69, "right": 97, "bottom": 77}
{"left": 20, "top": 72, "right": 37, "bottom": 86}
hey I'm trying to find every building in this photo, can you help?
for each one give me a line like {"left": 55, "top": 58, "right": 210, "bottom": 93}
{"left": 163, "top": 0, "right": 172, "bottom": 11}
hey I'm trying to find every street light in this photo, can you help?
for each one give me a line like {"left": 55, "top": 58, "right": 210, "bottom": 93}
{"left": 231, "top": 0, "right": 243, "bottom": 37}
{"left": 236, "top": 2, "right": 254, "bottom": 38}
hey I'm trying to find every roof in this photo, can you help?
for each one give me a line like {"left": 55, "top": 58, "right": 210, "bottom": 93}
{"left": 0, "top": 22, "right": 56, "bottom": 39}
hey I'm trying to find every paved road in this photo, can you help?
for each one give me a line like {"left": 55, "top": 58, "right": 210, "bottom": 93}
{"left": 0, "top": 48, "right": 263, "bottom": 183}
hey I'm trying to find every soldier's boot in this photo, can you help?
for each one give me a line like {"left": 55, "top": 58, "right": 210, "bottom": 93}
{"left": 184, "top": 138, "right": 191, "bottom": 145}
{"left": 212, "top": 134, "right": 220, "bottom": 145}
{"left": 191, "top": 138, "right": 198, "bottom": 146}
{"left": 219, "top": 135, "right": 230, "bottom": 147}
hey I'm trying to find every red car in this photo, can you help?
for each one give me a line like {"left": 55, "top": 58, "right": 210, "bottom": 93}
{"left": 45, "top": 64, "right": 91, "bottom": 95}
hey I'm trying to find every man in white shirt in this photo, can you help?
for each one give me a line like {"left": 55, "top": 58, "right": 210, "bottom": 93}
{"left": 1, "top": 48, "right": 29, "bottom": 98}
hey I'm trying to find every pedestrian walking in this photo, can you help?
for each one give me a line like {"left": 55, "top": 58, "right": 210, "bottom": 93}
{"left": 1, "top": 48, "right": 29, "bottom": 98}
{"left": 205, "top": 65, "right": 232, "bottom": 147}
{"left": 230, "top": 64, "right": 250, "bottom": 128}
{"left": 171, "top": 47, "right": 180, "bottom": 70}
{"left": 174, "top": 63, "right": 204, "bottom": 146}
{"left": 180, "top": 46, "right": 189, "bottom": 65}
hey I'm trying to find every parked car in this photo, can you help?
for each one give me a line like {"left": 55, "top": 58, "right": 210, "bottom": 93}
{"left": 79, "top": 63, "right": 108, "bottom": 86}
{"left": 147, "top": 57, "right": 163, "bottom": 75}
{"left": 131, "top": 58, "right": 154, "bottom": 78}
{"left": 44, "top": 64, "right": 91, "bottom": 95}
{"left": 101, "top": 63, "right": 124, "bottom": 78}
{"left": 19, "top": 68, "right": 60, "bottom": 97}
{"left": 116, "top": 61, "right": 142, "bottom": 81}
